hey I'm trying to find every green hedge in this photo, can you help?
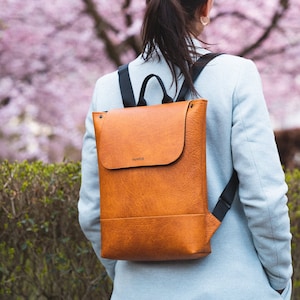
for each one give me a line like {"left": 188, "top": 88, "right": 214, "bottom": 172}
{"left": 0, "top": 161, "right": 112, "bottom": 300}
{"left": 286, "top": 168, "right": 300, "bottom": 298}
{"left": 0, "top": 161, "right": 299, "bottom": 299}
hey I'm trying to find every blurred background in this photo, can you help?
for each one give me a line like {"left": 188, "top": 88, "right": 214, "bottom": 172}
{"left": 0, "top": 0, "right": 299, "bottom": 166}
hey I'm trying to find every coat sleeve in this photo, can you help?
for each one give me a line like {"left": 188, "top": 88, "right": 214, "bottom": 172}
{"left": 231, "top": 59, "right": 293, "bottom": 291}
{"left": 78, "top": 80, "right": 116, "bottom": 280}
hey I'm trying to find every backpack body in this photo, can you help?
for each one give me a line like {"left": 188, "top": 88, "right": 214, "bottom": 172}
{"left": 93, "top": 99, "right": 221, "bottom": 261}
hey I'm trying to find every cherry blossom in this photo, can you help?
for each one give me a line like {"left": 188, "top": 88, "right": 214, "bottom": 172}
{"left": 0, "top": 0, "right": 299, "bottom": 161}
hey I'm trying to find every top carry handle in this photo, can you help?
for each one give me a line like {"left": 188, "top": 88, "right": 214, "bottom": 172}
{"left": 118, "top": 53, "right": 238, "bottom": 222}
{"left": 118, "top": 52, "right": 222, "bottom": 107}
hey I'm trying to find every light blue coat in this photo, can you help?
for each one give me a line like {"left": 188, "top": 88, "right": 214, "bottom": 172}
{"left": 78, "top": 41, "right": 293, "bottom": 299}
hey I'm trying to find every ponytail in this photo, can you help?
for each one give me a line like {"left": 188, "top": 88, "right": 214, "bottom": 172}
{"left": 141, "top": 0, "right": 208, "bottom": 95}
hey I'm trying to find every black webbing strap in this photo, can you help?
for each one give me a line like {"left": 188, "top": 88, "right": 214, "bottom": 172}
{"left": 176, "top": 53, "right": 222, "bottom": 101}
{"left": 213, "top": 171, "right": 238, "bottom": 222}
{"left": 118, "top": 53, "right": 239, "bottom": 222}
{"left": 118, "top": 64, "right": 135, "bottom": 107}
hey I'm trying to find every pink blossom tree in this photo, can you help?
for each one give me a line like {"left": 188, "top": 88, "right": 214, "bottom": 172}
{"left": 0, "top": 0, "right": 299, "bottom": 162}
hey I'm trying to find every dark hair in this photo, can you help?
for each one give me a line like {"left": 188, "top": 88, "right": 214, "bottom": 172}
{"left": 141, "top": 0, "right": 208, "bottom": 94}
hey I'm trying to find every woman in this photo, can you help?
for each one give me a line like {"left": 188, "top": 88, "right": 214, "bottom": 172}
{"left": 78, "top": 0, "right": 293, "bottom": 299}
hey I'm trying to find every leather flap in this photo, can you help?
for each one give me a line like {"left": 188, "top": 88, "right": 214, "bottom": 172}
{"left": 99, "top": 101, "right": 192, "bottom": 169}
